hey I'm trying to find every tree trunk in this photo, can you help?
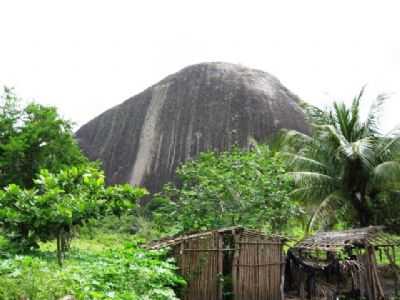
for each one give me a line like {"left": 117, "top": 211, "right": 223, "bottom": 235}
{"left": 56, "top": 232, "right": 63, "bottom": 267}
{"left": 351, "top": 194, "right": 371, "bottom": 227}
{"left": 359, "top": 209, "right": 370, "bottom": 227}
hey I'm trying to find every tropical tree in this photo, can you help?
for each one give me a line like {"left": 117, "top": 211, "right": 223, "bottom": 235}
{"left": 0, "top": 164, "right": 148, "bottom": 265}
{"left": 281, "top": 89, "right": 400, "bottom": 231}
{"left": 0, "top": 87, "right": 87, "bottom": 188}
{"left": 151, "top": 146, "right": 300, "bottom": 234}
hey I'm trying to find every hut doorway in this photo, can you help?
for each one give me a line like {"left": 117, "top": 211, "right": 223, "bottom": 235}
{"left": 149, "top": 226, "right": 286, "bottom": 300}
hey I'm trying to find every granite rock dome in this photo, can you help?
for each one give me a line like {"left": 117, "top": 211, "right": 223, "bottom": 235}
{"left": 76, "top": 62, "right": 309, "bottom": 192}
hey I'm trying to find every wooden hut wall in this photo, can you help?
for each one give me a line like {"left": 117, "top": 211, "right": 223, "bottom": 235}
{"left": 173, "top": 231, "right": 223, "bottom": 300}
{"left": 359, "top": 247, "right": 385, "bottom": 300}
{"left": 164, "top": 228, "right": 285, "bottom": 300}
{"left": 233, "top": 230, "right": 284, "bottom": 300}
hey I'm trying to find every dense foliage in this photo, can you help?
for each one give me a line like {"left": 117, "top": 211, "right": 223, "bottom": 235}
{"left": 3, "top": 85, "right": 400, "bottom": 298}
{"left": 0, "top": 87, "right": 86, "bottom": 189}
{"left": 0, "top": 165, "right": 147, "bottom": 264}
{"left": 152, "top": 146, "right": 300, "bottom": 233}
{"left": 281, "top": 89, "right": 400, "bottom": 231}
{"left": 0, "top": 237, "right": 184, "bottom": 300}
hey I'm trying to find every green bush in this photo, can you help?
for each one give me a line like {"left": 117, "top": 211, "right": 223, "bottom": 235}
{"left": 0, "top": 243, "right": 184, "bottom": 300}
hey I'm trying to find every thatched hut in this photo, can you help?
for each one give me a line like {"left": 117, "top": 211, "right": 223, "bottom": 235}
{"left": 286, "top": 226, "right": 400, "bottom": 300}
{"left": 149, "top": 226, "right": 287, "bottom": 300}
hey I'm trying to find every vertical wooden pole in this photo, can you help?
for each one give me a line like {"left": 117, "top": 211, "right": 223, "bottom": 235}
{"left": 280, "top": 242, "right": 285, "bottom": 300}
{"left": 256, "top": 235, "right": 260, "bottom": 300}
{"left": 218, "top": 232, "right": 224, "bottom": 300}
{"left": 56, "top": 232, "right": 62, "bottom": 267}
{"left": 232, "top": 230, "right": 239, "bottom": 300}
{"left": 181, "top": 242, "right": 188, "bottom": 300}
{"left": 393, "top": 246, "right": 399, "bottom": 297}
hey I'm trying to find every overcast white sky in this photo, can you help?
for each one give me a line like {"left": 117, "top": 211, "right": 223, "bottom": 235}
{"left": 0, "top": 0, "right": 399, "bottom": 132}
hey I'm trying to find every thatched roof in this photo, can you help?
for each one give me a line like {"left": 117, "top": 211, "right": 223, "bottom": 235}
{"left": 147, "top": 226, "right": 287, "bottom": 250}
{"left": 294, "top": 226, "right": 399, "bottom": 252}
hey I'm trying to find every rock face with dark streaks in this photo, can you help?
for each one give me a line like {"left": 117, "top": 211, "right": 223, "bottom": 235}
{"left": 76, "top": 62, "right": 309, "bottom": 192}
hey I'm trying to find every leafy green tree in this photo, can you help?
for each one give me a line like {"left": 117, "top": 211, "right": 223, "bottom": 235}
{"left": 0, "top": 87, "right": 86, "bottom": 188}
{"left": 281, "top": 89, "right": 400, "bottom": 231}
{"left": 0, "top": 164, "right": 148, "bottom": 265}
{"left": 152, "top": 146, "right": 299, "bottom": 233}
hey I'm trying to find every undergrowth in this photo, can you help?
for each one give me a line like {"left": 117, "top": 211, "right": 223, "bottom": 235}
{"left": 0, "top": 228, "right": 184, "bottom": 300}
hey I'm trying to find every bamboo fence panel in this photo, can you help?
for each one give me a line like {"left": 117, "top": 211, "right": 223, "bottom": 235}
{"left": 155, "top": 227, "right": 285, "bottom": 300}
{"left": 233, "top": 230, "right": 284, "bottom": 300}
{"left": 176, "top": 232, "right": 222, "bottom": 300}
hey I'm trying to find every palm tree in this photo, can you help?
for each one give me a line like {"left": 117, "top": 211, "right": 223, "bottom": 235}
{"left": 281, "top": 89, "right": 400, "bottom": 231}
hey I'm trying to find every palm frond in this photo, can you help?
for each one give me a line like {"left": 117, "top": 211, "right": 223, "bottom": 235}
{"left": 289, "top": 187, "right": 313, "bottom": 198}
{"left": 330, "top": 88, "right": 378, "bottom": 142}
{"left": 281, "top": 129, "right": 312, "bottom": 143}
{"left": 316, "top": 124, "right": 349, "bottom": 150}
{"left": 354, "top": 85, "right": 366, "bottom": 104}
{"left": 280, "top": 87, "right": 400, "bottom": 229}
{"left": 338, "top": 137, "right": 376, "bottom": 168}
{"left": 281, "top": 152, "right": 328, "bottom": 172}
{"left": 276, "top": 129, "right": 313, "bottom": 153}
{"left": 349, "top": 92, "right": 363, "bottom": 139}
{"left": 300, "top": 102, "right": 331, "bottom": 125}
{"left": 372, "top": 161, "right": 400, "bottom": 187}
{"left": 363, "top": 93, "right": 388, "bottom": 135}
{"left": 288, "top": 171, "right": 336, "bottom": 187}
{"left": 378, "top": 127, "right": 400, "bottom": 160}
{"left": 307, "top": 192, "right": 346, "bottom": 233}
{"left": 289, "top": 185, "right": 335, "bottom": 205}
{"left": 333, "top": 101, "right": 352, "bottom": 140}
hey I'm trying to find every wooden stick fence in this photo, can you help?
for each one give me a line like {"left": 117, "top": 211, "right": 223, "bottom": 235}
{"left": 150, "top": 226, "right": 286, "bottom": 300}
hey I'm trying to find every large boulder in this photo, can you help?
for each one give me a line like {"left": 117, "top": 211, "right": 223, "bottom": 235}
{"left": 76, "top": 62, "right": 309, "bottom": 192}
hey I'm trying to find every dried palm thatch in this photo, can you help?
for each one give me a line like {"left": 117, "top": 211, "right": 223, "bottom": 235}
{"left": 295, "top": 226, "right": 400, "bottom": 251}
{"left": 287, "top": 226, "right": 399, "bottom": 300}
